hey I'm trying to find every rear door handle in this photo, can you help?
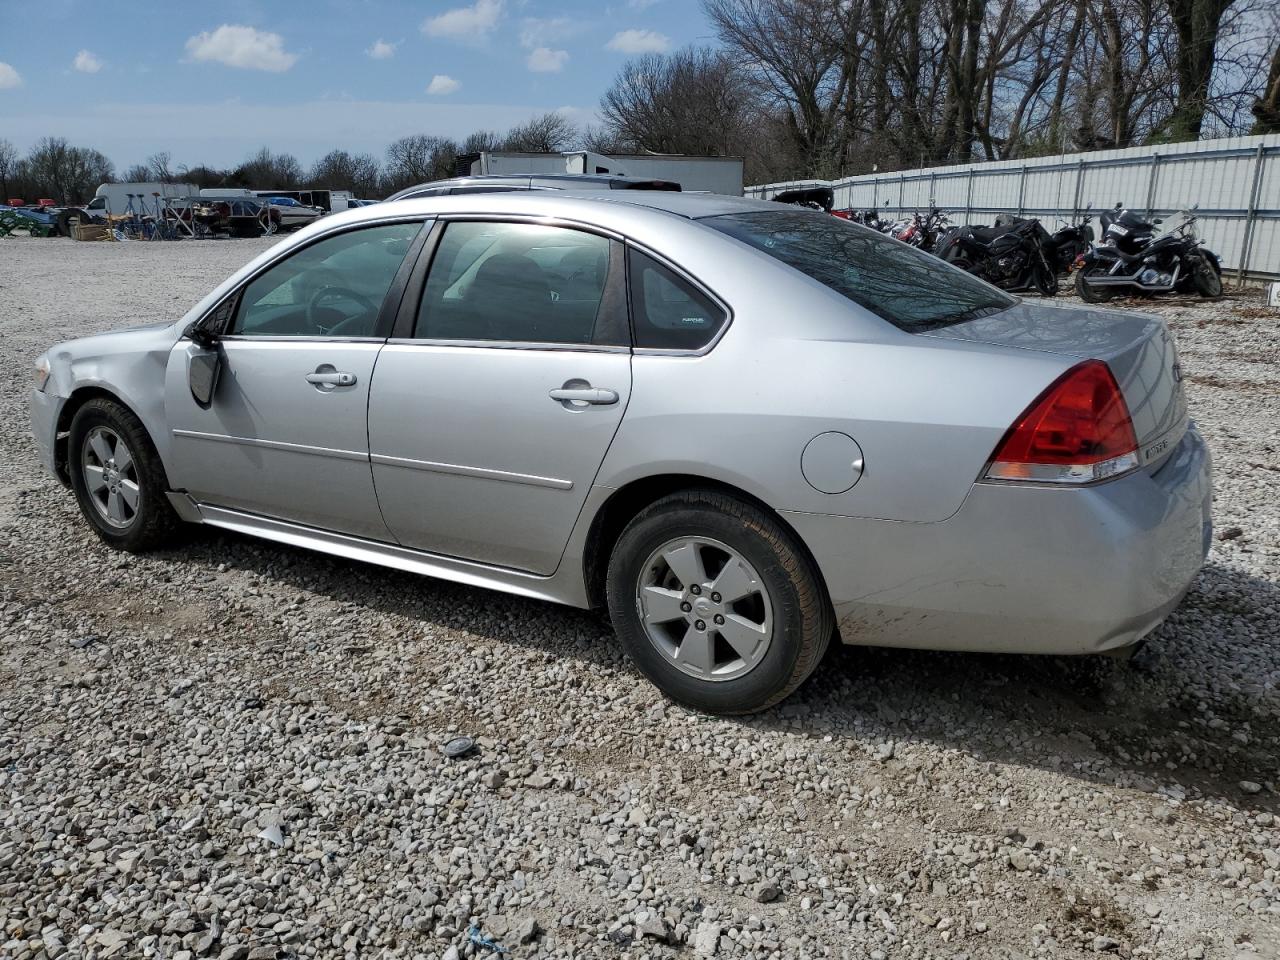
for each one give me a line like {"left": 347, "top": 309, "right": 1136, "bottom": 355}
{"left": 549, "top": 386, "right": 618, "bottom": 405}
{"left": 305, "top": 370, "right": 357, "bottom": 387}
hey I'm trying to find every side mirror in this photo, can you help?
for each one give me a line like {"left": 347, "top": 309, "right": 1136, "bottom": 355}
{"left": 184, "top": 318, "right": 219, "bottom": 349}
{"left": 187, "top": 347, "right": 221, "bottom": 407}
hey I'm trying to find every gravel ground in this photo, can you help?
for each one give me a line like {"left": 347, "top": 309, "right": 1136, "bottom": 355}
{"left": 1, "top": 236, "right": 1278, "bottom": 960}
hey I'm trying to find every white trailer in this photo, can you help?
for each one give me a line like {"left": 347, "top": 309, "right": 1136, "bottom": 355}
{"left": 462, "top": 151, "right": 745, "bottom": 195}
{"left": 87, "top": 182, "right": 199, "bottom": 217}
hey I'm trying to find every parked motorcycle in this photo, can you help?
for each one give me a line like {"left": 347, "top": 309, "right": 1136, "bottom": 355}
{"left": 894, "top": 207, "right": 951, "bottom": 251}
{"left": 995, "top": 210, "right": 1094, "bottom": 276}
{"left": 1073, "top": 204, "right": 1222, "bottom": 302}
{"left": 934, "top": 217, "right": 1058, "bottom": 296}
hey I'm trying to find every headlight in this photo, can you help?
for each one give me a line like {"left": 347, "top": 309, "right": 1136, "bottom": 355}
{"left": 34, "top": 355, "right": 51, "bottom": 392}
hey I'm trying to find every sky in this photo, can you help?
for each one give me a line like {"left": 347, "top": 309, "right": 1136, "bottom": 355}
{"left": 0, "top": 0, "right": 720, "bottom": 172}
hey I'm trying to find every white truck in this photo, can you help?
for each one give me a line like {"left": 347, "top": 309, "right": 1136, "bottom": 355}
{"left": 460, "top": 151, "right": 744, "bottom": 195}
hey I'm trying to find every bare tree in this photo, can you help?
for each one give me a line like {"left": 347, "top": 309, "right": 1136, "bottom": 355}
{"left": 502, "top": 112, "right": 578, "bottom": 152}
{"left": 24, "top": 137, "right": 115, "bottom": 203}
{"left": 234, "top": 148, "right": 302, "bottom": 187}
{"left": 601, "top": 48, "right": 756, "bottom": 158}
{"left": 309, "top": 150, "right": 381, "bottom": 196}
{"left": 383, "top": 135, "right": 458, "bottom": 192}
{"left": 1163, "top": 0, "right": 1240, "bottom": 139}
{"left": 0, "top": 138, "right": 17, "bottom": 201}
{"left": 147, "top": 151, "right": 175, "bottom": 182}
{"left": 1253, "top": 36, "right": 1280, "bottom": 132}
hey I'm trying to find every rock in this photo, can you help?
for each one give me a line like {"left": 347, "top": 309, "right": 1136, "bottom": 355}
{"left": 693, "top": 922, "right": 721, "bottom": 957}
{"left": 300, "top": 777, "right": 322, "bottom": 793}
{"left": 481, "top": 769, "right": 506, "bottom": 789}
{"left": 1239, "top": 780, "right": 1263, "bottom": 794}
{"left": 514, "top": 918, "right": 539, "bottom": 944}
{"left": 636, "top": 914, "right": 670, "bottom": 943}
{"left": 1092, "top": 935, "right": 1121, "bottom": 952}
{"left": 1217, "top": 526, "right": 1244, "bottom": 540}
{"left": 753, "top": 880, "right": 781, "bottom": 903}
{"left": 1009, "top": 849, "right": 1032, "bottom": 872}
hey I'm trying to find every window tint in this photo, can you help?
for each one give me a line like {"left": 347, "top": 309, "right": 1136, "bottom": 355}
{"left": 415, "top": 221, "right": 618, "bottom": 345}
{"left": 704, "top": 210, "right": 1016, "bottom": 333}
{"left": 232, "top": 223, "right": 421, "bottom": 338}
{"left": 628, "top": 249, "right": 727, "bottom": 350}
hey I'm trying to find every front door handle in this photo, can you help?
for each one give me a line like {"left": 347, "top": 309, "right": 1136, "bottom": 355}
{"left": 306, "top": 370, "right": 357, "bottom": 387}
{"left": 549, "top": 386, "right": 618, "bottom": 405}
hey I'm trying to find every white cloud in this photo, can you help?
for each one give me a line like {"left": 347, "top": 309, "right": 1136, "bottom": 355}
{"left": 366, "top": 39, "right": 398, "bottom": 60}
{"left": 518, "top": 16, "right": 577, "bottom": 49}
{"left": 0, "top": 62, "right": 22, "bottom": 89}
{"left": 73, "top": 50, "right": 104, "bottom": 73}
{"left": 185, "top": 24, "right": 299, "bottom": 72}
{"left": 426, "top": 74, "right": 460, "bottom": 95}
{"left": 526, "top": 47, "right": 569, "bottom": 73}
{"left": 422, "top": 0, "right": 503, "bottom": 39}
{"left": 606, "top": 29, "right": 671, "bottom": 54}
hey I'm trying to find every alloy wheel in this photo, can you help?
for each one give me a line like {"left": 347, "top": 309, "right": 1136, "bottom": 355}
{"left": 635, "top": 536, "right": 774, "bottom": 682}
{"left": 82, "top": 426, "right": 141, "bottom": 528}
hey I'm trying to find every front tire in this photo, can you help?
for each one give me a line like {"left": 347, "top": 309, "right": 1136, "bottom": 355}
{"left": 68, "top": 398, "right": 181, "bottom": 552}
{"left": 606, "top": 489, "right": 832, "bottom": 715}
{"left": 1191, "top": 256, "right": 1222, "bottom": 299}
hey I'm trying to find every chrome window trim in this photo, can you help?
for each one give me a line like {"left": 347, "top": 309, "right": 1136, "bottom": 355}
{"left": 217, "top": 335, "right": 387, "bottom": 344}
{"left": 384, "top": 338, "right": 628, "bottom": 354}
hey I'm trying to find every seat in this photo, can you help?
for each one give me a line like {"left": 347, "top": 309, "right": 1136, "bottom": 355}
{"left": 465, "top": 253, "right": 552, "bottom": 341}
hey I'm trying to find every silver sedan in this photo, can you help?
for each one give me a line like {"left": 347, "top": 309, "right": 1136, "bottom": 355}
{"left": 30, "top": 191, "right": 1212, "bottom": 713}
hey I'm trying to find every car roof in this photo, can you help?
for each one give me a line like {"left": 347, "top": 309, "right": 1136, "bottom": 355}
{"left": 387, "top": 173, "right": 682, "bottom": 201}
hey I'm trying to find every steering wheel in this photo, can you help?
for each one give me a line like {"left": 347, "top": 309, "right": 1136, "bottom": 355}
{"left": 305, "top": 285, "right": 379, "bottom": 336}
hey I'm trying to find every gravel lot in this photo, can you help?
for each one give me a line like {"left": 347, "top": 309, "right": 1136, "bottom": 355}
{"left": 2, "top": 236, "right": 1278, "bottom": 960}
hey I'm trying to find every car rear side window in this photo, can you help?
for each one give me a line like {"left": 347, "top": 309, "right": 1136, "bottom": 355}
{"left": 414, "top": 221, "right": 626, "bottom": 346}
{"left": 628, "top": 249, "right": 727, "bottom": 350}
{"left": 704, "top": 210, "right": 1016, "bottom": 332}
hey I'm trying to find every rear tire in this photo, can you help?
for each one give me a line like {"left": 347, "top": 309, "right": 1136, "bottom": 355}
{"left": 68, "top": 398, "right": 182, "bottom": 552}
{"left": 1074, "top": 267, "right": 1115, "bottom": 303}
{"left": 606, "top": 489, "right": 832, "bottom": 715}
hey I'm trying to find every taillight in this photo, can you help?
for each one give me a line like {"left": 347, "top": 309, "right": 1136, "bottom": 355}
{"left": 984, "top": 360, "right": 1140, "bottom": 484}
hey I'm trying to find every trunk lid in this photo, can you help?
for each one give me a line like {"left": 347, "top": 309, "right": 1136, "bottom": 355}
{"left": 925, "top": 301, "right": 1188, "bottom": 466}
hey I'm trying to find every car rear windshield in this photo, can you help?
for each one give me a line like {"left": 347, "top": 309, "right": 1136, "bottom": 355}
{"left": 703, "top": 210, "right": 1016, "bottom": 332}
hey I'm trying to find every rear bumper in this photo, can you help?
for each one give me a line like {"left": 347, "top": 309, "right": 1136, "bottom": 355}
{"left": 784, "top": 424, "right": 1213, "bottom": 655}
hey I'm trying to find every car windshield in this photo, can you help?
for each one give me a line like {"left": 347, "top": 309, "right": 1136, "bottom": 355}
{"left": 703, "top": 210, "right": 1016, "bottom": 332}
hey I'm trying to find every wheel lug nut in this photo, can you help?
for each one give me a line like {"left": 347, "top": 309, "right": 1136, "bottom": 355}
{"left": 711, "top": 592, "right": 721, "bottom": 603}
{"left": 680, "top": 601, "right": 692, "bottom": 613}
{"left": 690, "top": 584, "right": 701, "bottom": 595}
{"left": 714, "top": 614, "right": 725, "bottom": 625}
{"left": 694, "top": 620, "right": 706, "bottom": 631}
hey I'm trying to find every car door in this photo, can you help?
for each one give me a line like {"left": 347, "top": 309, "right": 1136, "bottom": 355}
{"left": 368, "top": 219, "right": 632, "bottom": 575}
{"left": 164, "top": 220, "right": 426, "bottom": 539}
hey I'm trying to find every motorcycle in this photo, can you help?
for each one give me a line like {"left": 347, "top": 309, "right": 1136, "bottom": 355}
{"left": 934, "top": 216, "right": 1058, "bottom": 296}
{"left": 995, "top": 210, "right": 1094, "bottom": 276}
{"left": 894, "top": 207, "right": 951, "bottom": 251}
{"left": 1073, "top": 204, "right": 1222, "bottom": 302}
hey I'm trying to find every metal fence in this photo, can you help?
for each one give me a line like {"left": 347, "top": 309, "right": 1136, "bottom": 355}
{"left": 744, "top": 133, "right": 1280, "bottom": 282}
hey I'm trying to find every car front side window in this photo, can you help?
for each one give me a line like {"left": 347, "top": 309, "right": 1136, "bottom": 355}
{"left": 231, "top": 222, "right": 422, "bottom": 339}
